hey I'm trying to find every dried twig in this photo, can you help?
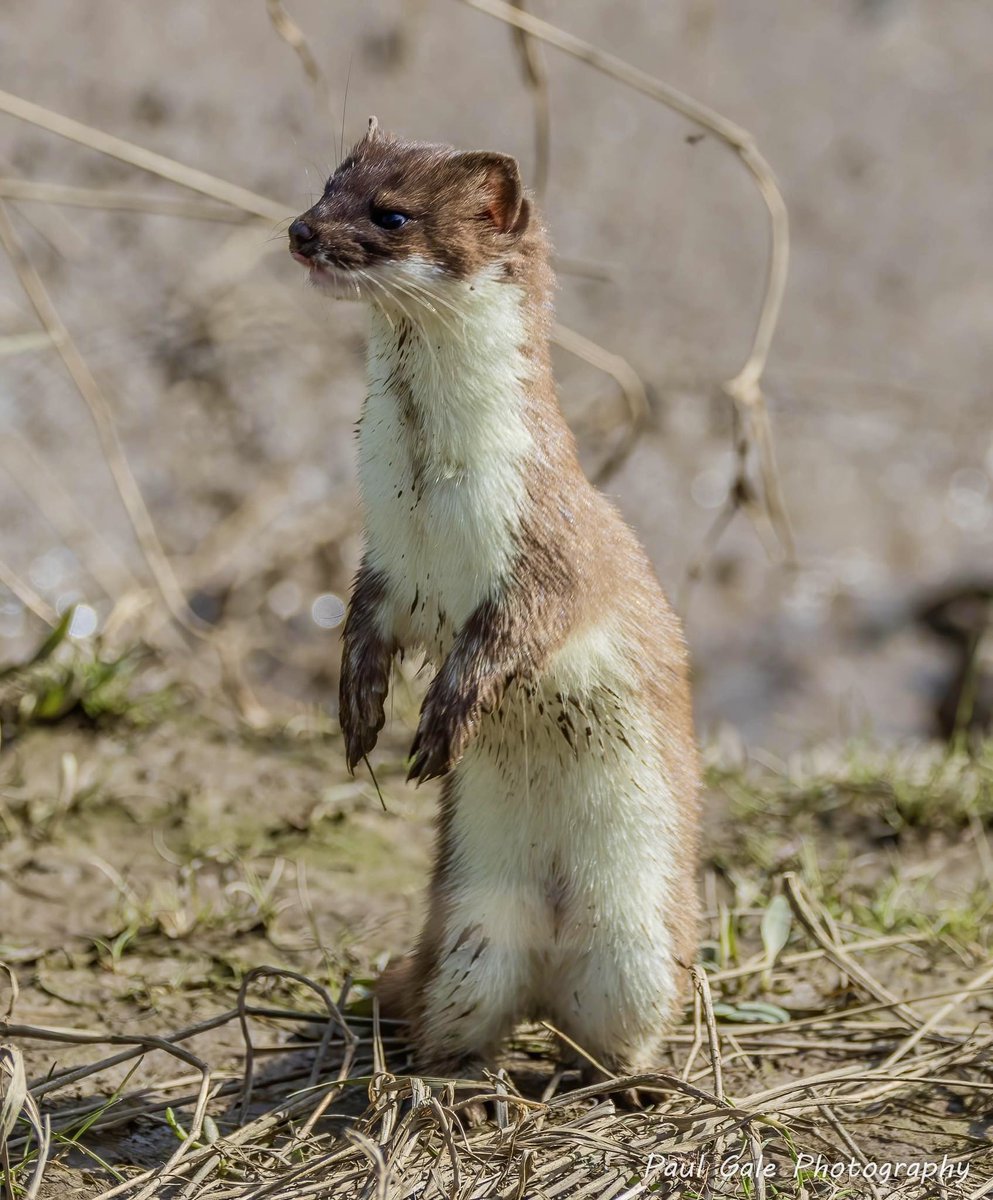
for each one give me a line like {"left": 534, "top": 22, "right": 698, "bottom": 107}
{"left": 691, "top": 965, "right": 724, "bottom": 1103}
{"left": 551, "top": 321, "right": 651, "bottom": 486}
{"left": 0, "top": 558, "right": 57, "bottom": 627}
{"left": 0, "top": 177, "right": 251, "bottom": 223}
{"left": 881, "top": 956, "right": 993, "bottom": 1070}
{"left": 236, "top": 967, "right": 356, "bottom": 1122}
{"left": 265, "top": 0, "right": 331, "bottom": 111}
{"left": 0, "top": 88, "right": 288, "bottom": 222}
{"left": 0, "top": 1046, "right": 50, "bottom": 1200}
{"left": 3, "top": 1023, "right": 209, "bottom": 1200}
{"left": 509, "top": 0, "right": 550, "bottom": 203}
{"left": 817, "top": 1103, "right": 883, "bottom": 1200}
{"left": 783, "top": 874, "right": 923, "bottom": 1030}
{"left": 2, "top": 979, "right": 989, "bottom": 1200}
{"left": 0, "top": 332, "right": 51, "bottom": 358}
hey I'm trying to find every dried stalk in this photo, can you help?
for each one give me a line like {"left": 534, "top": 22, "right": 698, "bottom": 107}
{"left": 510, "top": 0, "right": 550, "bottom": 203}
{"left": 783, "top": 873, "right": 922, "bottom": 1030}
{"left": 0, "top": 558, "right": 57, "bottom": 627}
{"left": 551, "top": 322, "right": 650, "bottom": 485}
{"left": 0, "top": 88, "right": 288, "bottom": 222}
{"left": 265, "top": 0, "right": 331, "bottom": 110}
{"left": 0, "top": 177, "right": 250, "bottom": 222}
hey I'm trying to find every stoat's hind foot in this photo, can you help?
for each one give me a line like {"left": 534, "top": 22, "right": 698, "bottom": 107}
{"left": 422, "top": 1056, "right": 503, "bottom": 1129}
{"left": 374, "top": 960, "right": 501, "bottom": 1126}
{"left": 578, "top": 1061, "right": 647, "bottom": 1111}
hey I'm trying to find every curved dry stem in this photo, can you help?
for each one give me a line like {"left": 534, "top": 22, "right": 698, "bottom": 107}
{"left": 783, "top": 873, "right": 922, "bottom": 1031}
{"left": 1, "top": 1023, "right": 210, "bottom": 1200}
{"left": 236, "top": 966, "right": 357, "bottom": 1124}
{"left": 265, "top": 0, "right": 330, "bottom": 109}
{"left": 551, "top": 321, "right": 650, "bottom": 485}
{"left": 0, "top": 1046, "right": 51, "bottom": 1200}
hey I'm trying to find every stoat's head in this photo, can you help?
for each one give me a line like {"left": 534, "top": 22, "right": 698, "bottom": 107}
{"left": 288, "top": 119, "right": 536, "bottom": 304}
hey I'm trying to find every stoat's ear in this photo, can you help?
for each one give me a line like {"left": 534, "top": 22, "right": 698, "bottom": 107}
{"left": 452, "top": 151, "right": 530, "bottom": 237}
{"left": 352, "top": 116, "right": 398, "bottom": 157}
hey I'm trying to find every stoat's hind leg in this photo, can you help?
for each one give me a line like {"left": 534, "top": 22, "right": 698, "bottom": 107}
{"left": 546, "top": 919, "right": 685, "bottom": 1088}
{"left": 411, "top": 921, "right": 528, "bottom": 1128}
{"left": 402, "top": 768, "right": 540, "bottom": 1080}
{"left": 374, "top": 951, "right": 497, "bottom": 1127}
{"left": 412, "top": 890, "right": 530, "bottom": 1077}
{"left": 375, "top": 948, "right": 505, "bottom": 1078}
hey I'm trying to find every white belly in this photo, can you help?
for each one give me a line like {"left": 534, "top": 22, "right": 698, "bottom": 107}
{"left": 434, "top": 619, "right": 682, "bottom": 1039}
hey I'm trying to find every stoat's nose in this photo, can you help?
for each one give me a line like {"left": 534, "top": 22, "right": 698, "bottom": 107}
{"left": 288, "top": 218, "right": 316, "bottom": 254}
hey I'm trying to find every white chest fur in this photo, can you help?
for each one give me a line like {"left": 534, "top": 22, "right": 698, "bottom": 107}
{"left": 357, "top": 269, "right": 535, "bottom": 659}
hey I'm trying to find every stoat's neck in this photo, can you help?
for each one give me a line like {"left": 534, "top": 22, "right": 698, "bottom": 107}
{"left": 366, "top": 269, "right": 551, "bottom": 472}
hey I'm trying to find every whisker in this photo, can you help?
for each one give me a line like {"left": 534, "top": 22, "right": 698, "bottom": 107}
{"left": 345, "top": 265, "right": 370, "bottom": 305}
{"left": 392, "top": 277, "right": 466, "bottom": 324}
{"left": 353, "top": 269, "right": 368, "bottom": 302}
{"left": 374, "top": 279, "right": 443, "bottom": 379}
{"left": 361, "top": 272, "right": 399, "bottom": 332}
{"left": 386, "top": 279, "right": 461, "bottom": 343}
{"left": 386, "top": 275, "right": 467, "bottom": 341}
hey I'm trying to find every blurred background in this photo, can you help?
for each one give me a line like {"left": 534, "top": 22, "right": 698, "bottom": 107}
{"left": 1, "top": 0, "right": 991, "bottom": 750}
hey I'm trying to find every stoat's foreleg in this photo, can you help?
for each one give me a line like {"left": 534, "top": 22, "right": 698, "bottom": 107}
{"left": 339, "top": 561, "right": 395, "bottom": 772}
{"left": 407, "top": 595, "right": 535, "bottom": 783}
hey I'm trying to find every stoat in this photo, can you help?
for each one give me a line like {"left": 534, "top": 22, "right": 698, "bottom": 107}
{"left": 289, "top": 118, "right": 701, "bottom": 1086}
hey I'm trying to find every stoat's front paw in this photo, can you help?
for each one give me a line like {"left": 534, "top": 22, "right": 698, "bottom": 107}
{"left": 339, "top": 643, "right": 389, "bottom": 773}
{"left": 406, "top": 686, "right": 477, "bottom": 783}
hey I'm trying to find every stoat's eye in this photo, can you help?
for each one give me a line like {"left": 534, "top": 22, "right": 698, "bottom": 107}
{"left": 370, "top": 205, "right": 409, "bottom": 230}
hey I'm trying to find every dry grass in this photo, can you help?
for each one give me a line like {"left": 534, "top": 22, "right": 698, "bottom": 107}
{"left": 2, "top": 896, "right": 991, "bottom": 1199}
